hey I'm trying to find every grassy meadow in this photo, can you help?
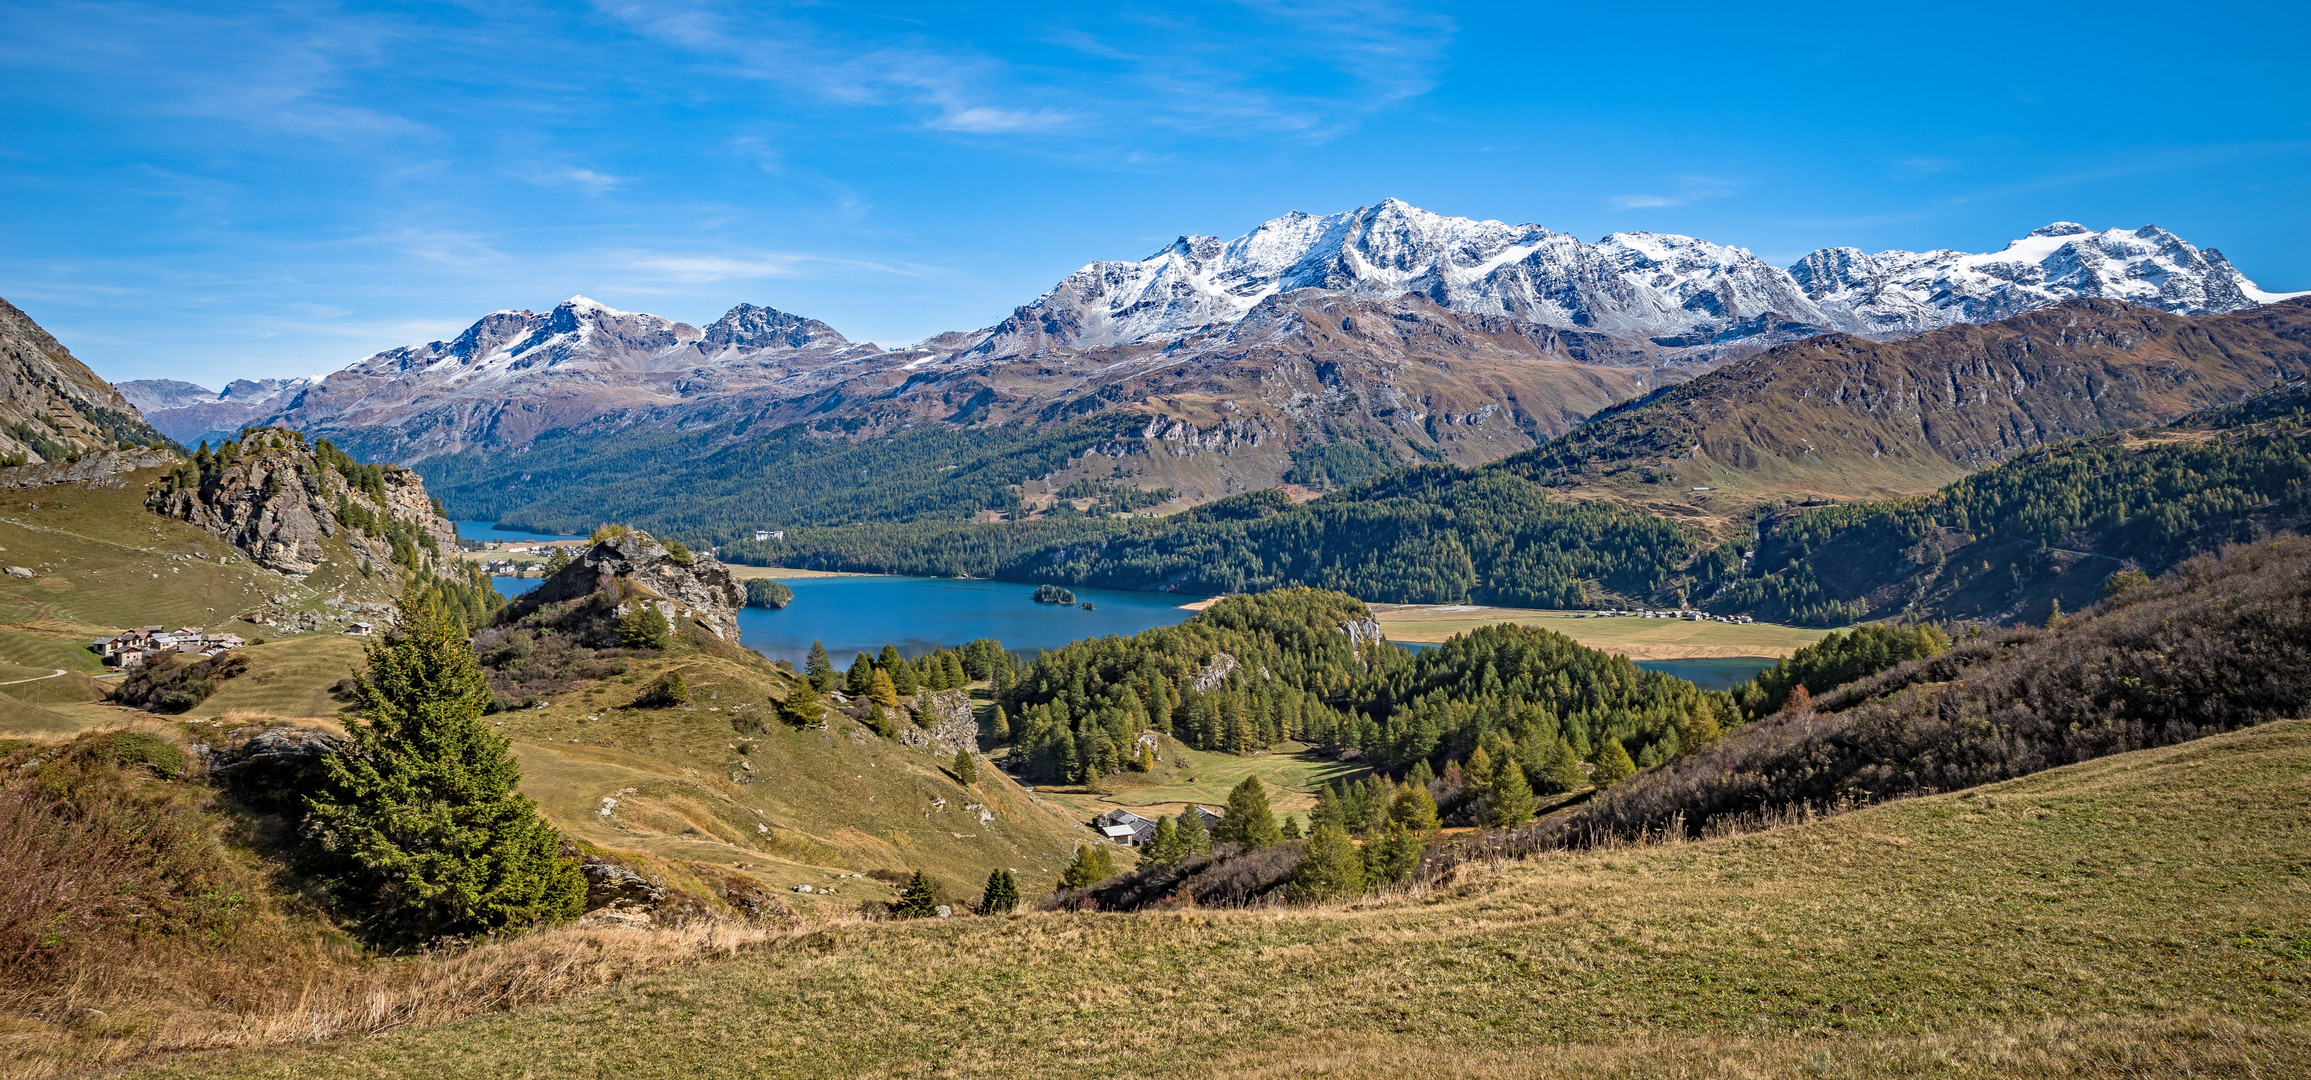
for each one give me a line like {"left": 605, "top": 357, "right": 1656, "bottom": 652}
{"left": 1370, "top": 604, "right": 1832, "bottom": 659}
{"left": 120, "top": 716, "right": 2311, "bottom": 1079}
{"left": 1029, "top": 738, "right": 1367, "bottom": 823}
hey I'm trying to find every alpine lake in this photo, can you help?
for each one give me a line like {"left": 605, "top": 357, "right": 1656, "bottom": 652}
{"left": 488, "top": 567, "right": 1775, "bottom": 690}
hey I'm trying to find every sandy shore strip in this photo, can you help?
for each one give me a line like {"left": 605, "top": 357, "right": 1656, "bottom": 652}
{"left": 723, "top": 565, "right": 885, "bottom": 580}
{"left": 1367, "top": 602, "right": 1829, "bottom": 660}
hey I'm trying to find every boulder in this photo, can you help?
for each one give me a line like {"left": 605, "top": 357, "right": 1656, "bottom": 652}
{"left": 580, "top": 855, "right": 667, "bottom": 913}
{"left": 900, "top": 689, "right": 978, "bottom": 757}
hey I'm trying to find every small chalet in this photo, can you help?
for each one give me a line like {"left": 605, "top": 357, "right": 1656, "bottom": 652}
{"left": 1092, "top": 805, "right": 1222, "bottom": 846}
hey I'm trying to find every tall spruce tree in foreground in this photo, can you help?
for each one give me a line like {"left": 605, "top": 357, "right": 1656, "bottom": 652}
{"left": 1214, "top": 777, "right": 1282, "bottom": 850}
{"left": 307, "top": 590, "right": 585, "bottom": 944}
{"left": 977, "top": 868, "right": 1019, "bottom": 915}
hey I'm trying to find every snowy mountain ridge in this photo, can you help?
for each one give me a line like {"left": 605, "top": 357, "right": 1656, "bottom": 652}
{"left": 963, "top": 199, "right": 2301, "bottom": 358}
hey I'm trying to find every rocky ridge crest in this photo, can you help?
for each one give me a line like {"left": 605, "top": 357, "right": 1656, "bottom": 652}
{"left": 145, "top": 426, "right": 458, "bottom": 577}
{"left": 505, "top": 528, "right": 746, "bottom": 642}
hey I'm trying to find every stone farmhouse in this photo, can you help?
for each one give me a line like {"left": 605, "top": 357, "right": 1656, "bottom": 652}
{"left": 93, "top": 626, "right": 246, "bottom": 669}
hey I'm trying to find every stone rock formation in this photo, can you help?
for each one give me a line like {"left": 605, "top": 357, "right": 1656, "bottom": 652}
{"left": 144, "top": 426, "right": 457, "bottom": 577}
{"left": 900, "top": 689, "right": 979, "bottom": 757}
{"left": 506, "top": 528, "right": 745, "bottom": 642}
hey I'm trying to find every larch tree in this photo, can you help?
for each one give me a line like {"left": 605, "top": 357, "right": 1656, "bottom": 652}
{"left": 1480, "top": 759, "right": 1537, "bottom": 828}
{"left": 846, "top": 652, "right": 874, "bottom": 695}
{"left": 1214, "top": 777, "right": 1281, "bottom": 850}
{"left": 1058, "top": 844, "right": 1116, "bottom": 891}
{"left": 952, "top": 747, "right": 978, "bottom": 784}
{"left": 1592, "top": 738, "right": 1637, "bottom": 789}
{"left": 306, "top": 590, "right": 585, "bottom": 944}
{"left": 1143, "top": 816, "right": 1187, "bottom": 866}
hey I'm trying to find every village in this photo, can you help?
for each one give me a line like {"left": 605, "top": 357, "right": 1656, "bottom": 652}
{"left": 91, "top": 625, "right": 247, "bottom": 669}
{"left": 1582, "top": 608, "right": 1755, "bottom": 624}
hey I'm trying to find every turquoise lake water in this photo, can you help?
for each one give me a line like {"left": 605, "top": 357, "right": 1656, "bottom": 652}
{"left": 489, "top": 574, "right": 1777, "bottom": 689}
{"left": 495, "top": 574, "right": 1207, "bottom": 667}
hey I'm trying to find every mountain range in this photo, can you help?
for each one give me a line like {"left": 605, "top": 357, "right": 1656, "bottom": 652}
{"left": 96, "top": 200, "right": 2310, "bottom": 510}
{"left": 1, "top": 296, "right": 166, "bottom": 464}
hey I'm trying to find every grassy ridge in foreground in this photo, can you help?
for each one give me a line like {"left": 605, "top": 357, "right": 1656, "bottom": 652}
{"left": 139, "top": 718, "right": 2311, "bottom": 1079}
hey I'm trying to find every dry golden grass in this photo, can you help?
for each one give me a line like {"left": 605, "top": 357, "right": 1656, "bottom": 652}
{"left": 1369, "top": 604, "right": 1831, "bottom": 659}
{"left": 119, "top": 718, "right": 2311, "bottom": 1080}
{"left": 1, "top": 917, "right": 790, "bottom": 1080}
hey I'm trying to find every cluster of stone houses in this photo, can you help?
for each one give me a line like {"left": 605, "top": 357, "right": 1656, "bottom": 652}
{"left": 92, "top": 626, "right": 246, "bottom": 669}
{"left": 1092, "top": 805, "right": 1222, "bottom": 847}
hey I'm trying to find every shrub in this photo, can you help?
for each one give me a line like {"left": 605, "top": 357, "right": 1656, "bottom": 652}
{"left": 617, "top": 604, "right": 672, "bottom": 650}
{"left": 663, "top": 538, "right": 694, "bottom": 565}
{"left": 636, "top": 672, "right": 689, "bottom": 708}
{"left": 890, "top": 871, "right": 939, "bottom": 918}
{"left": 112, "top": 652, "right": 250, "bottom": 714}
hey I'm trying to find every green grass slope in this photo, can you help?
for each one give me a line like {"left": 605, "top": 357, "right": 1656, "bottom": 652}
{"left": 134, "top": 715, "right": 2311, "bottom": 1080}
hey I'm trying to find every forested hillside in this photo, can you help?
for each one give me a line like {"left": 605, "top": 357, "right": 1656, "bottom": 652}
{"left": 1498, "top": 295, "right": 2311, "bottom": 518}
{"left": 1705, "top": 378, "right": 2311, "bottom": 625}
{"left": 993, "top": 588, "right": 1730, "bottom": 793}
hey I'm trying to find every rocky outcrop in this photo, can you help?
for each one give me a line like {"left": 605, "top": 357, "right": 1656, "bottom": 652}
{"left": 1191, "top": 651, "right": 1239, "bottom": 692}
{"left": 900, "top": 689, "right": 978, "bottom": 756}
{"left": 581, "top": 855, "right": 667, "bottom": 914}
{"left": 506, "top": 529, "right": 746, "bottom": 642}
{"left": 1338, "top": 615, "right": 1384, "bottom": 649}
{"left": 196, "top": 725, "right": 346, "bottom": 811}
{"left": 0, "top": 295, "right": 170, "bottom": 464}
{"left": 144, "top": 426, "right": 457, "bottom": 577}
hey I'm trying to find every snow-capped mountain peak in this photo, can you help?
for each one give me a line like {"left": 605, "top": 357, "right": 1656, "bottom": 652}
{"left": 969, "top": 202, "right": 2297, "bottom": 359}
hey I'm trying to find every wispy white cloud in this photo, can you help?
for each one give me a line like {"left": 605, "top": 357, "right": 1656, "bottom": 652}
{"left": 1610, "top": 176, "right": 1742, "bottom": 211}
{"left": 521, "top": 167, "right": 626, "bottom": 195}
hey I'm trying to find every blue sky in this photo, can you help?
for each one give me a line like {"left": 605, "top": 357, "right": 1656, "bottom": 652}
{"left": 3, "top": 1, "right": 2306, "bottom": 387}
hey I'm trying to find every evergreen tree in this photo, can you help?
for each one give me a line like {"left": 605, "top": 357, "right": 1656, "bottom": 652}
{"left": 1311, "top": 786, "right": 1347, "bottom": 832}
{"left": 1388, "top": 781, "right": 1441, "bottom": 836}
{"left": 1480, "top": 758, "right": 1537, "bottom": 829}
{"left": 780, "top": 683, "right": 825, "bottom": 727}
{"left": 944, "top": 652, "right": 970, "bottom": 689}
{"left": 2045, "top": 598, "right": 2066, "bottom": 628}
{"left": 865, "top": 701, "right": 895, "bottom": 738}
{"left": 952, "top": 747, "right": 978, "bottom": 784}
{"left": 1358, "top": 818, "right": 1414, "bottom": 888}
{"left": 1133, "top": 740, "right": 1157, "bottom": 772}
{"left": 805, "top": 641, "right": 835, "bottom": 690}
{"left": 991, "top": 704, "right": 1011, "bottom": 741}
{"left": 1289, "top": 822, "right": 1367, "bottom": 902}
{"left": 977, "top": 868, "right": 1019, "bottom": 915}
{"left": 617, "top": 604, "right": 671, "bottom": 649}
{"left": 1058, "top": 844, "right": 1116, "bottom": 890}
{"left": 1463, "top": 743, "right": 1496, "bottom": 787}
{"left": 1143, "top": 816, "right": 1188, "bottom": 866}
{"left": 636, "top": 671, "right": 688, "bottom": 708}
{"left": 1592, "top": 738, "right": 1637, "bottom": 788}
{"left": 1405, "top": 759, "right": 1436, "bottom": 790}
{"left": 869, "top": 668, "right": 901, "bottom": 709}
{"left": 890, "top": 871, "right": 939, "bottom": 918}
{"left": 1214, "top": 777, "right": 1281, "bottom": 849}
{"left": 845, "top": 652, "right": 874, "bottom": 695}
{"left": 1535, "top": 737, "right": 1588, "bottom": 795}
{"left": 1279, "top": 815, "right": 1303, "bottom": 840}
{"left": 306, "top": 590, "right": 585, "bottom": 943}
{"left": 1177, "top": 806, "right": 1213, "bottom": 856}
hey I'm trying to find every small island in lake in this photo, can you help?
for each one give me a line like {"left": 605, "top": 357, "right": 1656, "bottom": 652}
{"left": 744, "top": 579, "right": 794, "bottom": 609}
{"left": 1033, "top": 584, "right": 1076, "bottom": 605}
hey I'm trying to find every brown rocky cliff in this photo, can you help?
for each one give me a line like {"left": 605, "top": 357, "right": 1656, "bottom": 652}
{"left": 505, "top": 529, "right": 745, "bottom": 642}
{"left": 0, "top": 295, "right": 170, "bottom": 463}
{"left": 145, "top": 426, "right": 458, "bottom": 577}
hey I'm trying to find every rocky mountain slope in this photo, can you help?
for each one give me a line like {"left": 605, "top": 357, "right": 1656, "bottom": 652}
{"left": 1504, "top": 296, "right": 2311, "bottom": 516}
{"left": 0, "top": 295, "right": 168, "bottom": 463}
{"left": 260, "top": 296, "right": 886, "bottom": 461}
{"left": 117, "top": 377, "right": 313, "bottom": 446}
{"left": 146, "top": 425, "right": 459, "bottom": 580}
